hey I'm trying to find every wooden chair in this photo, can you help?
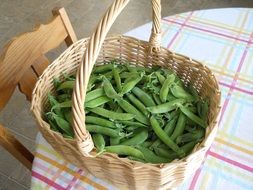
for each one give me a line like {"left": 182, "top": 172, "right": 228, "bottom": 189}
{"left": 0, "top": 7, "right": 77, "bottom": 170}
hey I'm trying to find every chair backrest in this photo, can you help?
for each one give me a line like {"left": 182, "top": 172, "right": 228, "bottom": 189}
{"left": 0, "top": 7, "right": 77, "bottom": 170}
{"left": 0, "top": 7, "right": 77, "bottom": 109}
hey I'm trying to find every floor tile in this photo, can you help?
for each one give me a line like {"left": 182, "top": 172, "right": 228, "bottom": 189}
{"left": 9, "top": 164, "right": 31, "bottom": 189}
{"left": 0, "top": 172, "right": 8, "bottom": 189}
{"left": 1, "top": 178, "right": 28, "bottom": 190}
{"left": 8, "top": 103, "right": 38, "bottom": 141}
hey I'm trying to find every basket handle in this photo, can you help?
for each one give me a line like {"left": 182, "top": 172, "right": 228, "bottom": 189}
{"left": 72, "top": 0, "right": 162, "bottom": 155}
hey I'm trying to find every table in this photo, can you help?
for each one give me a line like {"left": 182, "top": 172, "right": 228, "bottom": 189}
{"left": 31, "top": 8, "right": 253, "bottom": 189}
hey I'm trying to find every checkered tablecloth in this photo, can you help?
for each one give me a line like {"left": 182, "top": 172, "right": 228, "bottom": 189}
{"left": 31, "top": 8, "right": 253, "bottom": 190}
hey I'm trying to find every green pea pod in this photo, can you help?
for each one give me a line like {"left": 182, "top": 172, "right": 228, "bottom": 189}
{"left": 57, "top": 81, "right": 75, "bottom": 91}
{"left": 176, "top": 129, "right": 205, "bottom": 144}
{"left": 170, "top": 113, "right": 186, "bottom": 141}
{"left": 51, "top": 100, "right": 72, "bottom": 110}
{"left": 105, "top": 145, "right": 144, "bottom": 160}
{"left": 150, "top": 115, "right": 184, "bottom": 157}
{"left": 152, "top": 94, "right": 162, "bottom": 105}
{"left": 171, "top": 84, "right": 194, "bottom": 101}
{"left": 132, "top": 87, "right": 156, "bottom": 107}
{"left": 117, "top": 98, "right": 149, "bottom": 125}
{"left": 137, "top": 146, "right": 171, "bottom": 164}
{"left": 85, "top": 116, "right": 116, "bottom": 129}
{"left": 180, "top": 106, "right": 207, "bottom": 128}
{"left": 48, "top": 94, "right": 64, "bottom": 118}
{"left": 51, "top": 113, "right": 74, "bottom": 137}
{"left": 85, "top": 88, "right": 105, "bottom": 102}
{"left": 187, "top": 85, "right": 199, "bottom": 101}
{"left": 116, "top": 106, "right": 123, "bottom": 113}
{"left": 87, "top": 75, "right": 97, "bottom": 91}
{"left": 147, "top": 99, "right": 185, "bottom": 114}
{"left": 113, "top": 67, "right": 122, "bottom": 92}
{"left": 53, "top": 78, "right": 61, "bottom": 89}
{"left": 164, "top": 116, "right": 178, "bottom": 136}
{"left": 57, "top": 94, "right": 71, "bottom": 102}
{"left": 86, "top": 125, "right": 121, "bottom": 137}
{"left": 155, "top": 141, "right": 197, "bottom": 159}
{"left": 89, "top": 107, "right": 135, "bottom": 121}
{"left": 126, "top": 93, "right": 149, "bottom": 117}
{"left": 94, "top": 64, "right": 114, "bottom": 74}
{"left": 118, "top": 120, "right": 147, "bottom": 128}
{"left": 110, "top": 137, "right": 122, "bottom": 145}
{"left": 141, "top": 141, "right": 153, "bottom": 148}
{"left": 160, "top": 74, "right": 175, "bottom": 103}
{"left": 167, "top": 94, "right": 177, "bottom": 101}
{"left": 120, "top": 72, "right": 139, "bottom": 79}
{"left": 120, "top": 129, "right": 148, "bottom": 146}
{"left": 63, "top": 110, "right": 72, "bottom": 124}
{"left": 46, "top": 113, "right": 60, "bottom": 132}
{"left": 92, "top": 134, "right": 105, "bottom": 153}
{"left": 85, "top": 96, "right": 111, "bottom": 108}
{"left": 128, "top": 156, "right": 146, "bottom": 163}
{"left": 102, "top": 77, "right": 121, "bottom": 99}
{"left": 155, "top": 71, "right": 165, "bottom": 85}
{"left": 150, "top": 116, "right": 178, "bottom": 149}
{"left": 120, "top": 75, "right": 142, "bottom": 95}
{"left": 197, "top": 100, "right": 209, "bottom": 121}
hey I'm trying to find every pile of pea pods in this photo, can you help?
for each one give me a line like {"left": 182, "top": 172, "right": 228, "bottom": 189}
{"left": 46, "top": 61, "right": 209, "bottom": 164}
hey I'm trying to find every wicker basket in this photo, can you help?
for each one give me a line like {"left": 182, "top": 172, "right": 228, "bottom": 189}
{"left": 31, "top": 0, "right": 221, "bottom": 189}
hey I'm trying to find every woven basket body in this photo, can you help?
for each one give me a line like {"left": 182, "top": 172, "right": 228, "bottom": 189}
{"left": 31, "top": 0, "right": 221, "bottom": 189}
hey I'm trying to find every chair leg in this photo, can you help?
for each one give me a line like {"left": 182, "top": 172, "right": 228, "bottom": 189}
{"left": 0, "top": 124, "right": 34, "bottom": 170}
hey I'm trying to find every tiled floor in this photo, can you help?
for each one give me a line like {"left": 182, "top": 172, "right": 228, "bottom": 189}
{"left": 1, "top": 0, "right": 253, "bottom": 189}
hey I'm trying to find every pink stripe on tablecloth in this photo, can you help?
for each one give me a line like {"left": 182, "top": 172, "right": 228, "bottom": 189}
{"left": 33, "top": 160, "right": 70, "bottom": 184}
{"left": 208, "top": 151, "right": 253, "bottom": 173}
{"left": 167, "top": 12, "right": 193, "bottom": 48}
{"left": 188, "top": 20, "right": 253, "bottom": 190}
{"left": 32, "top": 171, "right": 66, "bottom": 190}
{"left": 188, "top": 167, "right": 202, "bottom": 190}
{"left": 66, "top": 169, "right": 83, "bottom": 190}
{"left": 167, "top": 11, "right": 193, "bottom": 48}
{"left": 163, "top": 18, "right": 253, "bottom": 44}
{"left": 219, "top": 81, "right": 253, "bottom": 95}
